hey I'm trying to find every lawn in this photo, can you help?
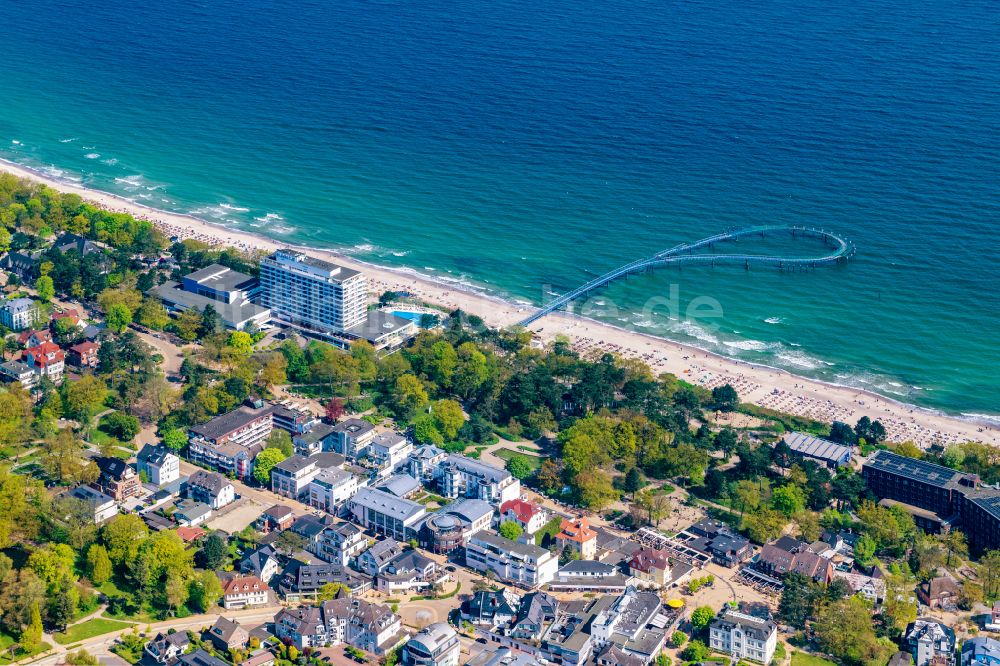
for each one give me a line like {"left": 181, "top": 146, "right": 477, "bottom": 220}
{"left": 790, "top": 652, "right": 838, "bottom": 666}
{"left": 535, "top": 516, "right": 564, "bottom": 546}
{"left": 0, "top": 632, "right": 50, "bottom": 664}
{"left": 494, "top": 448, "right": 543, "bottom": 472}
{"left": 55, "top": 618, "right": 134, "bottom": 645}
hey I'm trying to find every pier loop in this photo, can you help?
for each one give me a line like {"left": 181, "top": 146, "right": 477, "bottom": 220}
{"left": 520, "top": 226, "right": 854, "bottom": 326}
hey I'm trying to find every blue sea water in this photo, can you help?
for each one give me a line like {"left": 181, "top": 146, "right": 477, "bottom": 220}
{"left": 1, "top": 0, "right": 998, "bottom": 418}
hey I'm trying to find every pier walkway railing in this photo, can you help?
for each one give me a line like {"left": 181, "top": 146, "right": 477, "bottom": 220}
{"left": 518, "top": 225, "right": 854, "bottom": 327}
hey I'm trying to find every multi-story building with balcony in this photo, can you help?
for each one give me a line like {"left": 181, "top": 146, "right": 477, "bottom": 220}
{"left": 260, "top": 249, "right": 367, "bottom": 338}
{"left": 187, "top": 403, "right": 275, "bottom": 479}
{"left": 435, "top": 455, "right": 520, "bottom": 506}
{"left": 465, "top": 531, "right": 558, "bottom": 588}
{"left": 709, "top": 607, "right": 777, "bottom": 665}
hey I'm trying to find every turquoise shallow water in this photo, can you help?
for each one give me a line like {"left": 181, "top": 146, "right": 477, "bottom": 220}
{"left": 1, "top": 0, "right": 998, "bottom": 418}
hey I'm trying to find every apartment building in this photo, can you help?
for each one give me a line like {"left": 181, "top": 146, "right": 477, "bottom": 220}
{"left": 187, "top": 403, "right": 275, "bottom": 479}
{"left": 465, "top": 531, "right": 558, "bottom": 588}
{"left": 709, "top": 607, "right": 777, "bottom": 665}
{"left": 349, "top": 487, "right": 427, "bottom": 541}
{"left": 436, "top": 454, "right": 520, "bottom": 506}
{"left": 270, "top": 452, "right": 344, "bottom": 499}
{"left": 260, "top": 249, "right": 367, "bottom": 337}
{"left": 308, "top": 467, "right": 361, "bottom": 513}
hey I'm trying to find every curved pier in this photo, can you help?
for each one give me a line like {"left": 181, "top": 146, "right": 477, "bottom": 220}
{"left": 519, "top": 225, "right": 855, "bottom": 327}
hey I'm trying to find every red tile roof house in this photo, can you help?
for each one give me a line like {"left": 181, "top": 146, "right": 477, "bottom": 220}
{"left": 222, "top": 575, "right": 271, "bottom": 610}
{"left": 51, "top": 308, "right": 80, "bottom": 327}
{"left": 176, "top": 526, "right": 207, "bottom": 543}
{"left": 68, "top": 341, "right": 99, "bottom": 368}
{"left": 25, "top": 341, "right": 65, "bottom": 384}
{"left": 17, "top": 329, "right": 52, "bottom": 348}
{"left": 500, "top": 498, "right": 547, "bottom": 534}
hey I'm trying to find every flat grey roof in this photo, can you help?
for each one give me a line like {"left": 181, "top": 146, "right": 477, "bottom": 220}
{"left": 345, "top": 310, "right": 416, "bottom": 344}
{"left": 784, "top": 431, "right": 851, "bottom": 463}
{"left": 184, "top": 263, "right": 256, "bottom": 291}
{"left": 472, "top": 531, "right": 549, "bottom": 559}
{"left": 152, "top": 282, "right": 269, "bottom": 325}
{"left": 351, "top": 487, "right": 426, "bottom": 522}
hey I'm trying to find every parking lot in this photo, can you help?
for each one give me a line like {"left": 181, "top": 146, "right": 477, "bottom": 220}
{"left": 206, "top": 497, "right": 270, "bottom": 534}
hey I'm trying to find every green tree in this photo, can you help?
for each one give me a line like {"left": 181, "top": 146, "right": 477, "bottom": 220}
{"left": 34, "top": 275, "right": 55, "bottom": 303}
{"left": 680, "top": 640, "right": 709, "bottom": 662}
{"left": 498, "top": 521, "right": 524, "bottom": 541}
{"left": 62, "top": 373, "right": 108, "bottom": 423}
{"left": 102, "top": 411, "right": 140, "bottom": 441}
{"left": 162, "top": 428, "right": 188, "bottom": 451}
{"left": 624, "top": 468, "right": 643, "bottom": 499}
{"left": 814, "top": 596, "right": 894, "bottom": 666}
{"left": 188, "top": 569, "right": 223, "bottom": 612}
{"left": 21, "top": 602, "right": 43, "bottom": 652}
{"left": 671, "top": 631, "right": 687, "bottom": 648}
{"left": 199, "top": 534, "right": 227, "bottom": 570}
{"left": 102, "top": 514, "right": 150, "bottom": 567}
{"left": 173, "top": 308, "right": 202, "bottom": 341}
{"left": 853, "top": 534, "right": 877, "bottom": 566}
{"left": 227, "top": 331, "right": 254, "bottom": 356}
{"left": 778, "top": 572, "right": 819, "bottom": 630}
{"left": 106, "top": 303, "right": 133, "bottom": 333}
{"left": 507, "top": 456, "right": 535, "bottom": 481}
{"left": 85, "top": 543, "right": 112, "bottom": 585}
{"left": 711, "top": 384, "right": 739, "bottom": 411}
{"left": 772, "top": 484, "right": 806, "bottom": 516}
{"left": 394, "top": 374, "right": 428, "bottom": 419}
{"left": 266, "top": 428, "right": 294, "bottom": 457}
{"left": 432, "top": 399, "right": 466, "bottom": 440}
{"left": 135, "top": 299, "right": 170, "bottom": 330}
{"left": 317, "top": 582, "right": 349, "bottom": 601}
{"left": 943, "top": 529, "right": 968, "bottom": 566}
{"left": 690, "top": 606, "right": 714, "bottom": 630}
{"left": 253, "top": 447, "right": 287, "bottom": 485}
{"left": 413, "top": 414, "right": 444, "bottom": 445}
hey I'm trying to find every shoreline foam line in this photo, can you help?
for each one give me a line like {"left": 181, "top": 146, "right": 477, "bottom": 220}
{"left": 0, "top": 156, "right": 997, "bottom": 446}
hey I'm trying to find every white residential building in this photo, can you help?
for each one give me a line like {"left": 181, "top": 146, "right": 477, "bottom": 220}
{"left": 260, "top": 249, "right": 368, "bottom": 337}
{"left": 590, "top": 586, "right": 669, "bottom": 662}
{"left": 187, "top": 470, "right": 236, "bottom": 509}
{"left": 137, "top": 445, "right": 181, "bottom": 486}
{"left": 69, "top": 485, "right": 119, "bottom": 523}
{"left": 222, "top": 575, "right": 271, "bottom": 610}
{"left": 0, "top": 298, "right": 39, "bottom": 331}
{"left": 408, "top": 445, "right": 447, "bottom": 482}
{"left": 465, "top": 531, "right": 558, "bottom": 589}
{"left": 709, "top": 607, "right": 778, "bottom": 665}
{"left": 500, "top": 499, "right": 547, "bottom": 534}
{"left": 436, "top": 455, "right": 520, "bottom": 506}
{"left": 317, "top": 522, "right": 369, "bottom": 567}
{"left": 274, "top": 596, "right": 403, "bottom": 653}
{"left": 403, "top": 623, "right": 461, "bottom": 666}
{"left": 271, "top": 452, "right": 344, "bottom": 499}
{"left": 330, "top": 418, "right": 378, "bottom": 459}
{"left": 369, "top": 433, "right": 413, "bottom": 471}
{"left": 308, "top": 467, "right": 361, "bottom": 513}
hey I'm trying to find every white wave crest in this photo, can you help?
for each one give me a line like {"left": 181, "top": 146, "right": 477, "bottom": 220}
{"left": 722, "top": 339, "right": 770, "bottom": 351}
{"left": 764, "top": 316, "right": 783, "bottom": 324}
{"left": 59, "top": 137, "right": 78, "bottom": 143}
{"left": 84, "top": 152, "right": 100, "bottom": 159}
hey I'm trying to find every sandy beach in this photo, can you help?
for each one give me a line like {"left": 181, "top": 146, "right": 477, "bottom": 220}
{"left": 2, "top": 159, "right": 996, "bottom": 449}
